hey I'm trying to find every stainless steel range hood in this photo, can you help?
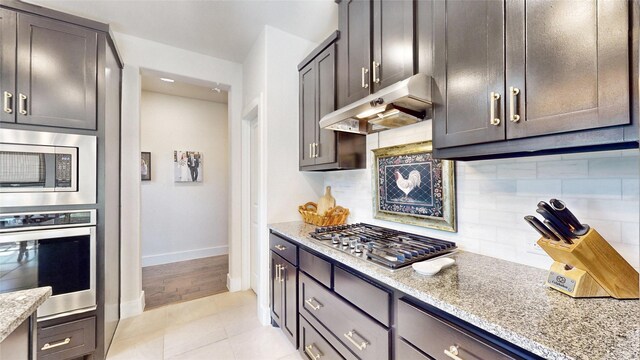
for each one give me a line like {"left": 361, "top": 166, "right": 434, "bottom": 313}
{"left": 319, "top": 73, "right": 432, "bottom": 135}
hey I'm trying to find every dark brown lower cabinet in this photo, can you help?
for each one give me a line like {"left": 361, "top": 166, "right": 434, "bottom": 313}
{"left": 270, "top": 231, "right": 544, "bottom": 360}
{"left": 270, "top": 250, "right": 298, "bottom": 348}
{"left": 38, "top": 316, "right": 96, "bottom": 360}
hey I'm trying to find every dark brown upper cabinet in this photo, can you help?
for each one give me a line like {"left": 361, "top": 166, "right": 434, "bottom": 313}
{"left": 336, "top": 0, "right": 415, "bottom": 108}
{"left": 299, "top": 32, "right": 366, "bottom": 171}
{"left": 433, "top": 0, "right": 638, "bottom": 159}
{"left": 1, "top": 10, "right": 97, "bottom": 130}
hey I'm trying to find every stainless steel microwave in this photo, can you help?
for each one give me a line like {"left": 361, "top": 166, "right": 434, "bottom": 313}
{"left": 0, "top": 129, "right": 96, "bottom": 207}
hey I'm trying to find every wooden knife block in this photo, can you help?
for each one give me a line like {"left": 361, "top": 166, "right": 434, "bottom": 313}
{"left": 537, "top": 228, "right": 639, "bottom": 299}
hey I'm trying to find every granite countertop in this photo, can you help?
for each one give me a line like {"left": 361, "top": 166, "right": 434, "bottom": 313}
{"left": 0, "top": 287, "right": 51, "bottom": 343}
{"left": 269, "top": 221, "right": 640, "bottom": 360}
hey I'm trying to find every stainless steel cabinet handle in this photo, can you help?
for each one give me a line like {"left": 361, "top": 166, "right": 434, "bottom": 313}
{"left": 444, "top": 345, "right": 463, "bottom": 360}
{"left": 274, "top": 244, "right": 286, "bottom": 251}
{"left": 305, "top": 344, "right": 323, "bottom": 359}
{"left": 304, "top": 297, "right": 323, "bottom": 311}
{"left": 18, "top": 93, "right": 27, "bottom": 115}
{"left": 489, "top": 92, "right": 500, "bottom": 126}
{"left": 278, "top": 264, "right": 285, "bottom": 282}
{"left": 274, "top": 264, "right": 280, "bottom": 282}
{"left": 314, "top": 143, "right": 319, "bottom": 158}
{"left": 343, "top": 330, "right": 368, "bottom": 351}
{"left": 3, "top": 91, "right": 12, "bottom": 114}
{"left": 41, "top": 337, "right": 71, "bottom": 351}
{"left": 509, "top": 87, "right": 520, "bottom": 122}
{"left": 372, "top": 61, "right": 380, "bottom": 84}
{"left": 309, "top": 143, "right": 313, "bottom": 158}
{"left": 361, "top": 67, "right": 369, "bottom": 89}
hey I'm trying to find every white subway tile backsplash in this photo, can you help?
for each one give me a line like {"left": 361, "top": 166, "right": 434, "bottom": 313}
{"left": 622, "top": 179, "right": 639, "bottom": 200}
{"left": 620, "top": 222, "right": 640, "bottom": 245}
{"left": 497, "top": 162, "right": 537, "bottom": 179}
{"left": 536, "top": 160, "right": 588, "bottom": 178}
{"left": 561, "top": 179, "right": 622, "bottom": 199}
{"left": 324, "top": 134, "right": 639, "bottom": 270}
{"left": 516, "top": 179, "right": 562, "bottom": 197}
{"left": 588, "top": 157, "right": 639, "bottom": 178}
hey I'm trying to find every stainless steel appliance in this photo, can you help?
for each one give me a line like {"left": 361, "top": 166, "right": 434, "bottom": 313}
{"left": 0, "top": 210, "right": 96, "bottom": 319}
{"left": 310, "top": 223, "right": 456, "bottom": 270}
{"left": 0, "top": 129, "right": 97, "bottom": 207}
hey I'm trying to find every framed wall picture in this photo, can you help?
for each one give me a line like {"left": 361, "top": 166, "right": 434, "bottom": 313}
{"left": 174, "top": 150, "right": 203, "bottom": 182}
{"left": 141, "top": 152, "right": 151, "bottom": 181}
{"left": 372, "top": 141, "right": 456, "bottom": 232}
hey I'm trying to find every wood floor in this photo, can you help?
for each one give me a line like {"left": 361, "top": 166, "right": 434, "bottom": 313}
{"left": 142, "top": 255, "right": 229, "bottom": 310}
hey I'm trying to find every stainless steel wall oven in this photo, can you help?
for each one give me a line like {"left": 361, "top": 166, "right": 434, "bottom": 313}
{"left": 0, "top": 129, "right": 97, "bottom": 207}
{"left": 0, "top": 210, "right": 96, "bottom": 319}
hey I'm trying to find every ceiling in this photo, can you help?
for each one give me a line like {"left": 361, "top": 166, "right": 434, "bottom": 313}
{"left": 141, "top": 73, "right": 229, "bottom": 103}
{"left": 25, "top": 0, "right": 339, "bottom": 63}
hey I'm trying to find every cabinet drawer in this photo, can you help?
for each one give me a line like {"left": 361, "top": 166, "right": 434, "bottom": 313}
{"left": 300, "top": 248, "right": 332, "bottom": 288}
{"left": 270, "top": 233, "right": 298, "bottom": 266}
{"left": 397, "top": 339, "right": 434, "bottom": 360}
{"left": 300, "top": 273, "right": 389, "bottom": 360}
{"left": 38, "top": 316, "right": 96, "bottom": 360}
{"left": 334, "top": 266, "right": 390, "bottom": 327}
{"left": 300, "top": 315, "right": 344, "bottom": 360}
{"left": 398, "top": 300, "right": 514, "bottom": 360}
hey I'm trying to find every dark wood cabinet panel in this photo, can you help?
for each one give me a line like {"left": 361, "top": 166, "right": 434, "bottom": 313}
{"left": 270, "top": 252, "right": 284, "bottom": 325}
{"left": 269, "top": 233, "right": 299, "bottom": 348}
{"left": 299, "top": 63, "right": 316, "bottom": 167}
{"left": 433, "top": 0, "right": 506, "bottom": 149}
{"left": 372, "top": 0, "right": 414, "bottom": 92}
{"left": 38, "top": 316, "right": 96, "bottom": 360}
{"left": 282, "top": 260, "right": 298, "bottom": 347}
{"left": 315, "top": 47, "right": 337, "bottom": 165}
{"left": 506, "top": 0, "right": 630, "bottom": 139}
{"left": 16, "top": 13, "right": 97, "bottom": 130}
{"left": 337, "top": 0, "right": 371, "bottom": 108}
{"left": 0, "top": 9, "right": 16, "bottom": 124}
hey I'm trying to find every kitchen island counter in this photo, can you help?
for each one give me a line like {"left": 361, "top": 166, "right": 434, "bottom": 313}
{"left": 0, "top": 287, "right": 51, "bottom": 342}
{"left": 269, "top": 221, "right": 639, "bottom": 360}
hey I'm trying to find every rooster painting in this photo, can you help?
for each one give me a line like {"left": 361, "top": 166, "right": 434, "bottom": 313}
{"left": 394, "top": 170, "right": 421, "bottom": 199}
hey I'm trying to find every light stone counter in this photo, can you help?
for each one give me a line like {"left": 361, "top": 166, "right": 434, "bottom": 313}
{"left": 269, "top": 221, "right": 639, "bottom": 360}
{"left": 0, "top": 287, "right": 51, "bottom": 343}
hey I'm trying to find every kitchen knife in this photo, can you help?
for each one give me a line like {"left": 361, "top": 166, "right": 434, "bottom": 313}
{"left": 549, "top": 198, "right": 590, "bottom": 236}
{"left": 524, "top": 215, "right": 560, "bottom": 241}
{"left": 543, "top": 219, "right": 574, "bottom": 245}
{"left": 536, "top": 207, "right": 577, "bottom": 240}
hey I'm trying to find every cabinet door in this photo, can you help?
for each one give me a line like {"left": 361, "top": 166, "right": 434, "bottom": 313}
{"left": 315, "top": 45, "right": 337, "bottom": 166}
{"left": 337, "top": 0, "right": 371, "bottom": 108}
{"left": 270, "top": 252, "right": 283, "bottom": 326}
{"left": 0, "top": 9, "right": 16, "bottom": 124}
{"left": 281, "top": 261, "right": 298, "bottom": 347}
{"left": 372, "top": 0, "right": 414, "bottom": 92}
{"left": 16, "top": 14, "right": 97, "bottom": 129}
{"left": 506, "top": 0, "right": 629, "bottom": 139}
{"left": 299, "top": 63, "right": 317, "bottom": 167}
{"left": 432, "top": 0, "right": 506, "bottom": 149}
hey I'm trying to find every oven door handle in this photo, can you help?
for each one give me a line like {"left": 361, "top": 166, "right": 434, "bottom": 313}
{"left": 0, "top": 226, "right": 93, "bottom": 243}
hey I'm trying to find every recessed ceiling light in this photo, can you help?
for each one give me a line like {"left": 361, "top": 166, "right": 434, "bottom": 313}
{"left": 160, "top": 78, "right": 175, "bottom": 83}
{"left": 212, "top": 88, "right": 221, "bottom": 93}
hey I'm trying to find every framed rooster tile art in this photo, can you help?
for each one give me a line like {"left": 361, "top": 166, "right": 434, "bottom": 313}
{"left": 372, "top": 141, "right": 456, "bottom": 232}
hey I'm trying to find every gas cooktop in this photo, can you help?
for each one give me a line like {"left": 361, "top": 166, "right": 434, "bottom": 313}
{"left": 310, "top": 223, "right": 457, "bottom": 270}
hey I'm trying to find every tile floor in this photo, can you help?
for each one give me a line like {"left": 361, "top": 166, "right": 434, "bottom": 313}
{"left": 106, "top": 290, "right": 303, "bottom": 360}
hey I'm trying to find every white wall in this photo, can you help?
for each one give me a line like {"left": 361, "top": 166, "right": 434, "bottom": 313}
{"left": 115, "top": 32, "right": 243, "bottom": 317}
{"left": 242, "top": 26, "right": 324, "bottom": 324}
{"left": 140, "top": 91, "right": 229, "bottom": 266}
{"left": 324, "top": 121, "right": 640, "bottom": 270}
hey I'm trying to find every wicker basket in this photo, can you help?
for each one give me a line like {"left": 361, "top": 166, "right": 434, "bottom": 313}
{"left": 298, "top": 202, "right": 350, "bottom": 227}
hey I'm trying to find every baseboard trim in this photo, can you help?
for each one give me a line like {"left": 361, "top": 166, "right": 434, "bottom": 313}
{"left": 257, "top": 303, "right": 271, "bottom": 326}
{"left": 227, "top": 273, "right": 241, "bottom": 292}
{"left": 141, "top": 246, "right": 228, "bottom": 267}
{"left": 120, "top": 291, "right": 145, "bottom": 319}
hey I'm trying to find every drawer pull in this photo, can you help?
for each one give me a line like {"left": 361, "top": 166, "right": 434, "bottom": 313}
{"left": 489, "top": 92, "right": 500, "bottom": 126}
{"left": 18, "top": 93, "right": 27, "bottom": 115}
{"left": 509, "top": 86, "right": 520, "bottom": 122}
{"left": 343, "top": 330, "right": 368, "bottom": 351}
{"left": 305, "top": 297, "right": 323, "bottom": 311}
{"left": 304, "top": 344, "right": 323, "bottom": 359}
{"left": 41, "top": 337, "right": 71, "bottom": 351}
{"left": 444, "top": 345, "right": 463, "bottom": 360}
{"left": 275, "top": 244, "right": 287, "bottom": 251}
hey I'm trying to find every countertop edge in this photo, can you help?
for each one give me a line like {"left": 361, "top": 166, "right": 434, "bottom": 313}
{"left": 0, "top": 287, "right": 52, "bottom": 343}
